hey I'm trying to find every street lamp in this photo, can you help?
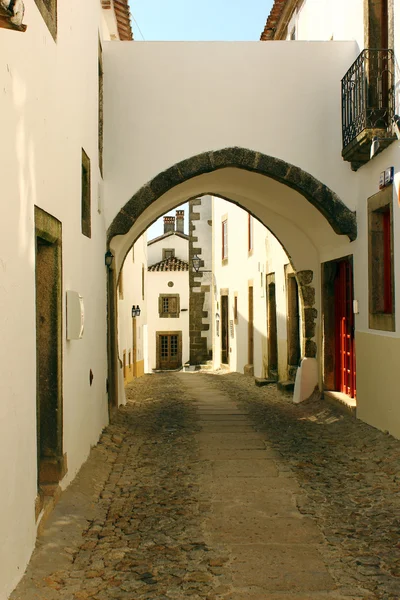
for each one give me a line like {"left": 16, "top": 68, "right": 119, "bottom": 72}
{"left": 131, "top": 305, "right": 141, "bottom": 317}
{"left": 192, "top": 254, "right": 201, "bottom": 272}
{"left": 105, "top": 250, "right": 114, "bottom": 268}
{"left": 192, "top": 254, "right": 212, "bottom": 273}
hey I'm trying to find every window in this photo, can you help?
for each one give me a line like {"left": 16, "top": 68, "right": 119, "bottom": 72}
{"left": 368, "top": 187, "right": 395, "bottom": 331}
{"left": 34, "top": 0, "right": 57, "bottom": 40}
{"left": 81, "top": 149, "right": 91, "bottom": 238}
{"left": 162, "top": 248, "right": 175, "bottom": 260}
{"left": 222, "top": 219, "right": 228, "bottom": 261}
{"left": 159, "top": 294, "right": 180, "bottom": 318}
{"left": 248, "top": 214, "right": 253, "bottom": 253}
{"left": 142, "top": 264, "right": 145, "bottom": 300}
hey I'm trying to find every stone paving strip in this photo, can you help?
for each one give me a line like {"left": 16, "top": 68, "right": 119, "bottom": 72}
{"left": 11, "top": 371, "right": 400, "bottom": 600}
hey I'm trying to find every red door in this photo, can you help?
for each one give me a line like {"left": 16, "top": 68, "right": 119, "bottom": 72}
{"left": 335, "top": 260, "right": 356, "bottom": 398}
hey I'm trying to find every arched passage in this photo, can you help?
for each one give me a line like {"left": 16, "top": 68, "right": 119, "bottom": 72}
{"left": 106, "top": 148, "right": 357, "bottom": 412}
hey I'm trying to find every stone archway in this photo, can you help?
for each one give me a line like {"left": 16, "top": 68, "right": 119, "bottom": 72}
{"left": 106, "top": 147, "right": 357, "bottom": 412}
{"left": 107, "top": 147, "right": 357, "bottom": 242}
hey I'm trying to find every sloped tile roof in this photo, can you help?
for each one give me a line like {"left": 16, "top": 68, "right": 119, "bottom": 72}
{"left": 102, "top": 0, "right": 133, "bottom": 41}
{"left": 148, "top": 257, "right": 189, "bottom": 272}
{"left": 260, "top": 0, "right": 288, "bottom": 40}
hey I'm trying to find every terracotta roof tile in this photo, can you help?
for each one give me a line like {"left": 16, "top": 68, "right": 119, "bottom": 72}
{"left": 260, "top": 0, "right": 289, "bottom": 40}
{"left": 148, "top": 257, "right": 189, "bottom": 272}
{"left": 102, "top": 0, "right": 133, "bottom": 41}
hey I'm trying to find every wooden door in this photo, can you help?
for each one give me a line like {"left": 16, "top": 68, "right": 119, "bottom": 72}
{"left": 132, "top": 318, "right": 137, "bottom": 377}
{"left": 335, "top": 260, "right": 356, "bottom": 398}
{"left": 248, "top": 286, "right": 254, "bottom": 365}
{"left": 221, "top": 295, "right": 229, "bottom": 364}
{"left": 267, "top": 276, "right": 278, "bottom": 378}
{"left": 287, "top": 275, "right": 300, "bottom": 367}
{"left": 157, "top": 332, "right": 182, "bottom": 370}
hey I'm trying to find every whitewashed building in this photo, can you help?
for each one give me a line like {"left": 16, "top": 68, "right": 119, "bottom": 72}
{"left": 117, "top": 233, "right": 148, "bottom": 401}
{"left": 0, "top": 1, "right": 132, "bottom": 597}
{"left": 147, "top": 213, "right": 190, "bottom": 370}
{"left": 212, "top": 197, "right": 301, "bottom": 384}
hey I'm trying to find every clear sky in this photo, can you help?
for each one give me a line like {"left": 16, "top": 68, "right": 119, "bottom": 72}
{"left": 128, "top": 0, "right": 274, "bottom": 239}
{"left": 128, "top": 0, "right": 273, "bottom": 42}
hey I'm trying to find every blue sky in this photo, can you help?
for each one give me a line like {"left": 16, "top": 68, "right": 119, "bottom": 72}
{"left": 128, "top": 0, "right": 274, "bottom": 239}
{"left": 128, "top": 0, "right": 273, "bottom": 42}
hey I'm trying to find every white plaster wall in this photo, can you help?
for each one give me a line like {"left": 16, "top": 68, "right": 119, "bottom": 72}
{"left": 147, "top": 271, "right": 190, "bottom": 370}
{"left": 291, "top": 0, "right": 364, "bottom": 48}
{"left": 103, "top": 40, "right": 360, "bottom": 227}
{"left": 147, "top": 233, "right": 189, "bottom": 266}
{"left": 0, "top": 1, "right": 113, "bottom": 596}
{"left": 117, "top": 234, "right": 148, "bottom": 399}
{"left": 212, "top": 198, "right": 291, "bottom": 379}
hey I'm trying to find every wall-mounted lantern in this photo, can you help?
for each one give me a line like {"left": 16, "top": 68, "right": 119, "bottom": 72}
{"left": 192, "top": 254, "right": 201, "bottom": 272}
{"left": 192, "top": 254, "right": 211, "bottom": 273}
{"left": 105, "top": 250, "right": 114, "bottom": 268}
{"left": 132, "top": 305, "right": 141, "bottom": 317}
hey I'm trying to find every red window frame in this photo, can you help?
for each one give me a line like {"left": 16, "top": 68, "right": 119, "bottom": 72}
{"left": 382, "top": 207, "right": 393, "bottom": 314}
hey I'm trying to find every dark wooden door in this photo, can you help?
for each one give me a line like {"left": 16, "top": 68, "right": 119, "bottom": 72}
{"left": 158, "top": 333, "right": 181, "bottom": 370}
{"left": 267, "top": 277, "right": 278, "bottom": 378}
{"left": 335, "top": 260, "right": 356, "bottom": 398}
{"left": 287, "top": 275, "right": 300, "bottom": 367}
{"left": 248, "top": 286, "right": 254, "bottom": 365}
{"left": 132, "top": 318, "right": 137, "bottom": 377}
{"left": 221, "top": 295, "right": 229, "bottom": 364}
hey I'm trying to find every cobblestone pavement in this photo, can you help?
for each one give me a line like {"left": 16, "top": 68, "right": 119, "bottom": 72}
{"left": 11, "top": 372, "right": 400, "bottom": 600}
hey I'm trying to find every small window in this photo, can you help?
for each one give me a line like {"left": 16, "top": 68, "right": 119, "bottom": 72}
{"left": 81, "top": 149, "right": 91, "bottom": 238}
{"left": 368, "top": 187, "right": 395, "bottom": 331}
{"left": 248, "top": 214, "right": 253, "bottom": 253}
{"left": 159, "top": 294, "right": 180, "bottom": 318}
{"left": 162, "top": 248, "right": 175, "bottom": 260}
{"left": 142, "top": 264, "right": 145, "bottom": 300}
{"left": 222, "top": 219, "right": 228, "bottom": 261}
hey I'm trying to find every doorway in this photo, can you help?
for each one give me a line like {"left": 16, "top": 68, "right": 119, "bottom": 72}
{"left": 156, "top": 331, "right": 182, "bottom": 370}
{"left": 35, "top": 207, "right": 66, "bottom": 508}
{"left": 248, "top": 285, "right": 254, "bottom": 366}
{"left": 322, "top": 256, "right": 356, "bottom": 398}
{"left": 221, "top": 294, "right": 229, "bottom": 364}
{"left": 266, "top": 274, "right": 278, "bottom": 379}
{"left": 287, "top": 273, "right": 300, "bottom": 377}
{"left": 132, "top": 317, "right": 137, "bottom": 377}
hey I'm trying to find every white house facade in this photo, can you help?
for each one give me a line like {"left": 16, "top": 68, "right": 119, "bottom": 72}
{"left": 117, "top": 233, "right": 148, "bottom": 401}
{"left": 212, "top": 198, "right": 299, "bottom": 383}
{"left": 147, "top": 214, "right": 190, "bottom": 370}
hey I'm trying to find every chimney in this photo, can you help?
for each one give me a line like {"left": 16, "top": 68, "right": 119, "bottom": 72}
{"left": 163, "top": 216, "right": 175, "bottom": 234}
{"left": 176, "top": 209, "right": 184, "bottom": 233}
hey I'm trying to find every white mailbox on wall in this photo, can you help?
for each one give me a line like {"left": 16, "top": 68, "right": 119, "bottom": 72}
{"left": 66, "top": 291, "right": 84, "bottom": 340}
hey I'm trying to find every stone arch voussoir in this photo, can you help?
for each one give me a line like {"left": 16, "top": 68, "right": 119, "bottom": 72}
{"left": 107, "top": 147, "right": 357, "bottom": 242}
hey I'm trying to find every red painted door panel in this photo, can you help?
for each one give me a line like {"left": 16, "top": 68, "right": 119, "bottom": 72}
{"left": 335, "top": 260, "right": 356, "bottom": 398}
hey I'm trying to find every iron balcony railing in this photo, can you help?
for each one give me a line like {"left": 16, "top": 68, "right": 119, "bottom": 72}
{"left": 342, "top": 49, "right": 395, "bottom": 149}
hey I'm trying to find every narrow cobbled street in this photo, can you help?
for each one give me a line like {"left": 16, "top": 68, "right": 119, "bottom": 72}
{"left": 12, "top": 373, "right": 400, "bottom": 600}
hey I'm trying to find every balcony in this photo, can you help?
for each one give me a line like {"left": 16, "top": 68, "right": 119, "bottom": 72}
{"left": 342, "top": 49, "right": 395, "bottom": 170}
